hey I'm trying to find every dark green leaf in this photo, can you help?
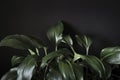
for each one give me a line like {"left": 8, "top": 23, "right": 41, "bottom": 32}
{"left": 41, "top": 48, "right": 71, "bottom": 68}
{"left": 17, "top": 55, "right": 36, "bottom": 80}
{"left": 72, "top": 63, "right": 83, "bottom": 80}
{"left": 81, "top": 55, "right": 105, "bottom": 78}
{"left": 47, "top": 68, "right": 63, "bottom": 80}
{"left": 11, "top": 56, "right": 24, "bottom": 66}
{"left": 63, "top": 35, "right": 73, "bottom": 46}
{"left": 47, "top": 21, "right": 64, "bottom": 45}
{"left": 103, "top": 62, "right": 112, "bottom": 79}
{"left": 58, "top": 60, "right": 76, "bottom": 80}
{"left": 1, "top": 68, "right": 17, "bottom": 80}
{"left": 0, "top": 35, "right": 45, "bottom": 50}
{"left": 100, "top": 47, "right": 120, "bottom": 64}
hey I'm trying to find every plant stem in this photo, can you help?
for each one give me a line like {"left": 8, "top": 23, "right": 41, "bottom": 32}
{"left": 70, "top": 46, "right": 76, "bottom": 54}
{"left": 43, "top": 47, "right": 47, "bottom": 56}
{"left": 44, "top": 66, "right": 48, "bottom": 80}
{"left": 36, "top": 48, "right": 40, "bottom": 56}
{"left": 86, "top": 47, "right": 89, "bottom": 55}
{"left": 55, "top": 44, "right": 58, "bottom": 51}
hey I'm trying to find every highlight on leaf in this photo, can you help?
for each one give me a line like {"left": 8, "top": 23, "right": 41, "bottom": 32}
{"left": 0, "top": 21, "right": 120, "bottom": 80}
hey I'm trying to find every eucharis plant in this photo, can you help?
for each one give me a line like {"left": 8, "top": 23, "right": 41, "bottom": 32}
{"left": 0, "top": 21, "right": 120, "bottom": 80}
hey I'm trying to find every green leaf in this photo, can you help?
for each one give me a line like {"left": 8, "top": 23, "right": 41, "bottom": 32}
{"left": 0, "top": 35, "right": 45, "bottom": 50}
{"left": 17, "top": 55, "right": 36, "bottom": 80}
{"left": 47, "top": 68, "right": 63, "bottom": 80}
{"left": 100, "top": 47, "right": 120, "bottom": 64}
{"left": 63, "top": 35, "right": 73, "bottom": 46}
{"left": 41, "top": 48, "right": 71, "bottom": 68}
{"left": 11, "top": 56, "right": 24, "bottom": 66}
{"left": 76, "top": 35, "right": 92, "bottom": 54}
{"left": 58, "top": 60, "right": 76, "bottom": 80}
{"left": 72, "top": 63, "right": 83, "bottom": 80}
{"left": 81, "top": 55, "right": 105, "bottom": 78}
{"left": 47, "top": 21, "right": 64, "bottom": 45}
{"left": 103, "top": 62, "right": 112, "bottom": 79}
{"left": 1, "top": 68, "right": 17, "bottom": 80}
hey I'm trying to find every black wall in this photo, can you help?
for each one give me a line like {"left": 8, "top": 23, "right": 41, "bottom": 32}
{"left": 0, "top": 0, "right": 120, "bottom": 77}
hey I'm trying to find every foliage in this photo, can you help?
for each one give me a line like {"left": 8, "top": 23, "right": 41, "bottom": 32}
{"left": 0, "top": 21, "right": 120, "bottom": 80}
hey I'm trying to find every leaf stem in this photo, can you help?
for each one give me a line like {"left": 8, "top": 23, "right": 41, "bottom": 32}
{"left": 70, "top": 46, "right": 76, "bottom": 54}
{"left": 36, "top": 48, "right": 40, "bottom": 56}
{"left": 86, "top": 47, "right": 89, "bottom": 55}
{"left": 55, "top": 44, "right": 58, "bottom": 51}
{"left": 43, "top": 47, "right": 47, "bottom": 56}
{"left": 44, "top": 66, "right": 48, "bottom": 80}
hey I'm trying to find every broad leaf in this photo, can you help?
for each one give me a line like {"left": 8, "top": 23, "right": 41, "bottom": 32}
{"left": 1, "top": 68, "right": 17, "bottom": 80}
{"left": 81, "top": 55, "right": 105, "bottom": 78}
{"left": 47, "top": 21, "right": 64, "bottom": 45}
{"left": 11, "top": 56, "right": 24, "bottom": 66}
{"left": 41, "top": 48, "right": 71, "bottom": 68}
{"left": 0, "top": 35, "right": 45, "bottom": 50}
{"left": 17, "top": 55, "right": 36, "bottom": 80}
{"left": 63, "top": 35, "right": 73, "bottom": 46}
{"left": 58, "top": 60, "right": 76, "bottom": 80}
{"left": 100, "top": 47, "right": 120, "bottom": 64}
{"left": 72, "top": 63, "right": 83, "bottom": 80}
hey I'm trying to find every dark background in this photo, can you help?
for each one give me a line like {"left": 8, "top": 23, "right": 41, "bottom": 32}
{"left": 0, "top": 0, "right": 120, "bottom": 77}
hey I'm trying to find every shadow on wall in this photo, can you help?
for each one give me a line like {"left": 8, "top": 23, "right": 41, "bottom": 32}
{"left": 0, "top": 20, "right": 118, "bottom": 77}
{"left": 62, "top": 21, "right": 113, "bottom": 55}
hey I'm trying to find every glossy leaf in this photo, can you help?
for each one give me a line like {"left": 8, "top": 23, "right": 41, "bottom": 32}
{"left": 41, "top": 48, "right": 71, "bottom": 68}
{"left": 81, "top": 55, "right": 105, "bottom": 78}
{"left": 100, "top": 47, "right": 120, "bottom": 64}
{"left": 72, "top": 63, "right": 83, "bottom": 80}
{"left": 11, "top": 56, "right": 24, "bottom": 66}
{"left": 1, "top": 68, "right": 17, "bottom": 80}
{"left": 63, "top": 35, "right": 73, "bottom": 46}
{"left": 58, "top": 60, "right": 76, "bottom": 80}
{"left": 47, "top": 21, "right": 64, "bottom": 45}
{"left": 0, "top": 35, "right": 45, "bottom": 50}
{"left": 17, "top": 55, "right": 36, "bottom": 80}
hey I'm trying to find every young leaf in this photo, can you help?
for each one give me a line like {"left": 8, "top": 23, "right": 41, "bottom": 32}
{"left": 1, "top": 68, "right": 17, "bottom": 80}
{"left": 11, "top": 56, "right": 24, "bottom": 66}
{"left": 100, "top": 47, "right": 120, "bottom": 64}
{"left": 76, "top": 35, "right": 92, "bottom": 55}
{"left": 47, "top": 21, "right": 64, "bottom": 45}
{"left": 0, "top": 35, "right": 45, "bottom": 50}
{"left": 63, "top": 35, "right": 73, "bottom": 46}
{"left": 17, "top": 55, "right": 36, "bottom": 80}
{"left": 81, "top": 55, "right": 105, "bottom": 78}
